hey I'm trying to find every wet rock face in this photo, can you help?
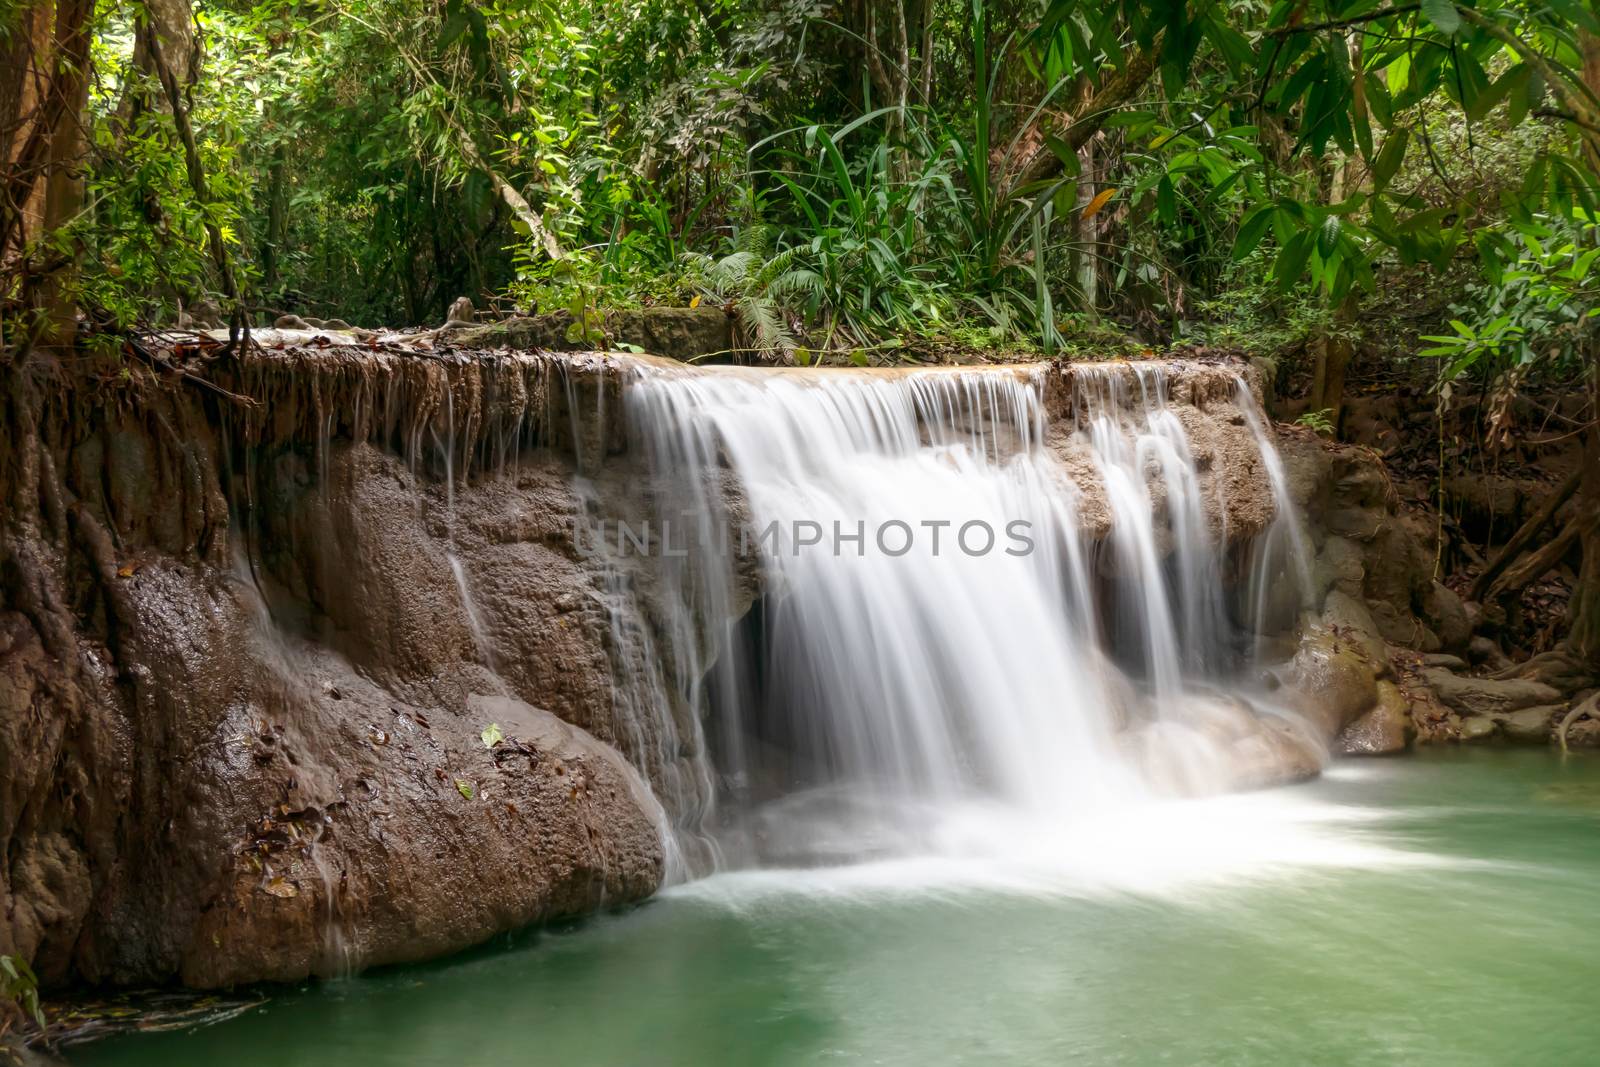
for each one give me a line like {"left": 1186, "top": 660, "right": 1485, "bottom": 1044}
{"left": 0, "top": 351, "right": 665, "bottom": 990}
{"left": 1276, "top": 436, "right": 1452, "bottom": 755}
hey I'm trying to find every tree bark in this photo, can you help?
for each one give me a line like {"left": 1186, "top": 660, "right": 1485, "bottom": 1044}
{"left": 262, "top": 141, "right": 287, "bottom": 293}
{"left": 4, "top": 0, "right": 95, "bottom": 348}
{"left": 1566, "top": 358, "right": 1600, "bottom": 667}
{"left": 1471, "top": 465, "right": 1583, "bottom": 601}
{"left": 139, "top": 15, "right": 238, "bottom": 306}
{"left": 1485, "top": 506, "right": 1593, "bottom": 605}
{"left": 1010, "top": 44, "right": 1161, "bottom": 192}
{"left": 1310, "top": 295, "right": 1359, "bottom": 433}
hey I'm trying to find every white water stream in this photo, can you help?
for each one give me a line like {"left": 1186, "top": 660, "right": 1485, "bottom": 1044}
{"left": 603, "top": 361, "right": 1317, "bottom": 876}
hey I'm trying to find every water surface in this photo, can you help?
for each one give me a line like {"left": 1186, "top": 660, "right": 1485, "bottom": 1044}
{"left": 75, "top": 749, "right": 1600, "bottom": 1066}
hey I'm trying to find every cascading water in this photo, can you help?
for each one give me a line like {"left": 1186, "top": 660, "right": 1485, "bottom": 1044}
{"left": 598, "top": 359, "right": 1320, "bottom": 876}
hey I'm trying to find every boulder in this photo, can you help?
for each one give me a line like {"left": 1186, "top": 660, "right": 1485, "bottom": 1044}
{"left": 1422, "top": 668, "right": 1562, "bottom": 718}
{"left": 1419, "top": 582, "right": 1472, "bottom": 653}
{"left": 1287, "top": 628, "right": 1381, "bottom": 739}
{"left": 1320, "top": 590, "right": 1389, "bottom": 666}
{"left": 1492, "top": 705, "right": 1559, "bottom": 744}
{"left": 1336, "top": 680, "right": 1414, "bottom": 755}
{"left": 1314, "top": 535, "right": 1366, "bottom": 600}
{"left": 0, "top": 349, "right": 672, "bottom": 992}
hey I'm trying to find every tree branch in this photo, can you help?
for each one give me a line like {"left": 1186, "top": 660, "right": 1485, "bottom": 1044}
{"left": 1012, "top": 43, "right": 1162, "bottom": 191}
{"left": 1265, "top": 4, "right": 1421, "bottom": 37}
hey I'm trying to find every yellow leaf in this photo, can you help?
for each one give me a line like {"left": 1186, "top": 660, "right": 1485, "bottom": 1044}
{"left": 117, "top": 564, "right": 135, "bottom": 578}
{"left": 1082, "top": 188, "right": 1118, "bottom": 220}
{"left": 263, "top": 877, "right": 298, "bottom": 898}
{"left": 689, "top": 294, "right": 702, "bottom": 309}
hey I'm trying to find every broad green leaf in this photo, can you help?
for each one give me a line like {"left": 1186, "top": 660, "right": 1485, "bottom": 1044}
{"left": 1421, "top": 0, "right": 1460, "bottom": 35}
{"left": 1156, "top": 176, "right": 1177, "bottom": 225}
{"left": 1274, "top": 229, "right": 1316, "bottom": 292}
{"left": 1317, "top": 216, "right": 1342, "bottom": 259}
{"left": 1372, "top": 129, "right": 1409, "bottom": 191}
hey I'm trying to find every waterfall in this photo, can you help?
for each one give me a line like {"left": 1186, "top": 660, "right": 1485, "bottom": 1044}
{"left": 598, "top": 360, "right": 1316, "bottom": 874}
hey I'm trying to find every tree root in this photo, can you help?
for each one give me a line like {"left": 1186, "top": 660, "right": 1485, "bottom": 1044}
{"left": 1492, "top": 647, "right": 1598, "bottom": 692}
{"left": 1558, "top": 692, "right": 1600, "bottom": 755}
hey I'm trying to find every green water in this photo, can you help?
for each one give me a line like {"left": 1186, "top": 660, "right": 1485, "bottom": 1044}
{"left": 73, "top": 749, "right": 1600, "bottom": 1066}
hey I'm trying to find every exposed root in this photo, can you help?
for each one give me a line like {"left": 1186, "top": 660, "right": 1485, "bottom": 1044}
{"left": 1558, "top": 692, "right": 1600, "bottom": 755}
{"left": 1491, "top": 646, "right": 1598, "bottom": 693}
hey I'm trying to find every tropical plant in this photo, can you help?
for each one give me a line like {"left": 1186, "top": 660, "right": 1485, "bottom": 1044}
{"left": 681, "top": 225, "right": 822, "bottom": 360}
{"left": 1, "top": 953, "right": 44, "bottom": 1037}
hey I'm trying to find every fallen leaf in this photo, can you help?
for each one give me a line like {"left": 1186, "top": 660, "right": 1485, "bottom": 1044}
{"left": 263, "top": 877, "right": 298, "bottom": 898}
{"left": 1082, "top": 188, "right": 1118, "bottom": 219}
{"left": 117, "top": 564, "right": 135, "bottom": 578}
{"left": 689, "top": 294, "right": 702, "bottom": 309}
{"left": 480, "top": 722, "right": 503, "bottom": 748}
{"left": 455, "top": 778, "right": 474, "bottom": 800}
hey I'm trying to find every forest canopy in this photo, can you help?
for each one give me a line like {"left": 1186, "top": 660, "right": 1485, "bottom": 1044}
{"left": 2, "top": 0, "right": 1596, "bottom": 363}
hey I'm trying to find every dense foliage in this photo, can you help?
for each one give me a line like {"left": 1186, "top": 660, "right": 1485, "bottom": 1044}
{"left": 1, "top": 0, "right": 1594, "bottom": 359}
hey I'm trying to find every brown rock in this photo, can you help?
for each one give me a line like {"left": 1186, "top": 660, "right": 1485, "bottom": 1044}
{"left": 1492, "top": 705, "right": 1559, "bottom": 744}
{"left": 1337, "top": 680, "right": 1414, "bottom": 756}
{"left": 1423, "top": 669, "right": 1562, "bottom": 718}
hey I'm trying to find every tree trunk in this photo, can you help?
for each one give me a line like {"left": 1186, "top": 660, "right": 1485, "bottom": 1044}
{"left": 1471, "top": 465, "right": 1583, "bottom": 601}
{"left": 1072, "top": 142, "right": 1098, "bottom": 316}
{"left": 139, "top": 14, "right": 237, "bottom": 307}
{"left": 1567, "top": 358, "right": 1600, "bottom": 667}
{"left": 262, "top": 142, "right": 286, "bottom": 294}
{"left": 1486, "top": 508, "right": 1591, "bottom": 604}
{"left": 13, "top": 0, "right": 95, "bottom": 348}
{"left": 1310, "top": 300, "right": 1358, "bottom": 434}
{"left": 1011, "top": 43, "right": 1161, "bottom": 192}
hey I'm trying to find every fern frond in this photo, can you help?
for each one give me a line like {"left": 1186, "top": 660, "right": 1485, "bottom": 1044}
{"left": 709, "top": 250, "right": 758, "bottom": 293}
{"left": 766, "top": 268, "right": 823, "bottom": 303}
{"left": 754, "top": 247, "right": 807, "bottom": 287}
{"left": 735, "top": 223, "right": 772, "bottom": 258}
{"left": 737, "top": 294, "right": 793, "bottom": 356}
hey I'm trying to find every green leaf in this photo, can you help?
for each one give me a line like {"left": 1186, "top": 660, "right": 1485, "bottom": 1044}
{"left": 1467, "top": 63, "right": 1519, "bottom": 122}
{"left": 1156, "top": 175, "right": 1177, "bottom": 225}
{"left": 1502, "top": 64, "right": 1535, "bottom": 125}
{"left": 1371, "top": 129, "right": 1409, "bottom": 191}
{"left": 1421, "top": 0, "right": 1460, "bottom": 35}
{"left": 1232, "top": 204, "right": 1275, "bottom": 260}
{"left": 1042, "top": 135, "right": 1081, "bottom": 176}
{"left": 1274, "top": 229, "right": 1316, "bottom": 292}
{"left": 437, "top": 2, "right": 469, "bottom": 49}
{"left": 455, "top": 779, "right": 475, "bottom": 800}
{"left": 1105, "top": 111, "right": 1158, "bottom": 129}
{"left": 481, "top": 723, "right": 503, "bottom": 748}
{"left": 1317, "top": 215, "right": 1342, "bottom": 259}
